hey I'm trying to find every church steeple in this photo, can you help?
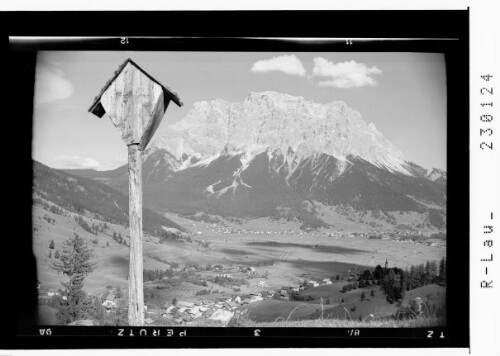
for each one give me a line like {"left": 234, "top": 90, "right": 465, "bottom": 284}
{"left": 385, "top": 259, "right": 388, "bottom": 269}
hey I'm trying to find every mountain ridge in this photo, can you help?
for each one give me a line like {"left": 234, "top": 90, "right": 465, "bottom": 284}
{"left": 149, "top": 91, "right": 413, "bottom": 175}
{"left": 62, "top": 91, "right": 446, "bottom": 229}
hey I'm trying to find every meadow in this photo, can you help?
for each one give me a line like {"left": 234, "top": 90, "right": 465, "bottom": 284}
{"left": 33, "top": 204, "right": 446, "bottom": 326}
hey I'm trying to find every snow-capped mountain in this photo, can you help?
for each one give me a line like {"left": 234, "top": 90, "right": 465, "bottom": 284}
{"left": 149, "top": 91, "right": 410, "bottom": 175}
{"left": 68, "top": 92, "right": 446, "bottom": 228}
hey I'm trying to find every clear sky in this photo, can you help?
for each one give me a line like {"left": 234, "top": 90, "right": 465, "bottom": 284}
{"left": 32, "top": 51, "right": 446, "bottom": 171}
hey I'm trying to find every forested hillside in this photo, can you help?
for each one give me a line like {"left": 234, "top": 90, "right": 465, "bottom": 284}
{"left": 33, "top": 160, "right": 186, "bottom": 235}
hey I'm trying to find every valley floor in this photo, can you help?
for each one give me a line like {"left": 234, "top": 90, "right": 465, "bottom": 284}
{"left": 33, "top": 204, "right": 446, "bottom": 327}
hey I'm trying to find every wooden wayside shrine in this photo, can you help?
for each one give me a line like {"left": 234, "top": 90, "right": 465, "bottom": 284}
{"left": 89, "top": 58, "right": 182, "bottom": 326}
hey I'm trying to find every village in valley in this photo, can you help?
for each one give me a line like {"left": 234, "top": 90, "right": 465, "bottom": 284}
{"left": 34, "top": 197, "right": 446, "bottom": 327}
{"left": 31, "top": 52, "right": 448, "bottom": 328}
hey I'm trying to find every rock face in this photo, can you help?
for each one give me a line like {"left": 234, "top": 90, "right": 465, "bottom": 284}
{"left": 150, "top": 91, "right": 409, "bottom": 174}
{"left": 69, "top": 92, "right": 447, "bottom": 224}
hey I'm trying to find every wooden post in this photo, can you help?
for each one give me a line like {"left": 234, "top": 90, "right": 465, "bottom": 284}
{"left": 127, "top": 143, "right": 144, "bottom": 326}
{"left": 88, "top": 58, "right": 182, "bottom": 326}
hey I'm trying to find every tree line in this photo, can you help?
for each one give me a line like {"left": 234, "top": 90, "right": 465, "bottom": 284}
{"left": 349, "top": 258, "right": 446, "bottom": 304}
{"left": 112, "top": 232, "right": 129, "bottom": 246}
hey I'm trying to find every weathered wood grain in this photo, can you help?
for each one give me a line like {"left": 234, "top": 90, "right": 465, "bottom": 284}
{"left": 100, "top": 62, "right": 167, "bottom": 149}
{"left": 89, "top": 59, "right": 182, "bottom": 327}
{"left": 127, "top": 143, "right": 144, "bottom": 326}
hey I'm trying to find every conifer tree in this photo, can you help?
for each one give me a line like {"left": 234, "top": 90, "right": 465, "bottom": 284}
{"left": 438, "top": 257, "right": 446, "bottom": 285}
{"left": 381, "top": 269, "right": 405, "bottom": 303}
{"left": 424, "top": 261, "right": 433, "bottom": 284}
{"left": 50, "top": 233, "right": 97, "bottom": 324}
{"left": 428, "top": 260, "right": 438, "bottom": 283}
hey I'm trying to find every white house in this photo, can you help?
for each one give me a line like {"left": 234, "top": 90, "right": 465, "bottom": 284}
{"left": 102, "top": 300, "right": 116, "bottom": 309}
{"left": 250, "top": 295, "right": 263, "bottom": 303}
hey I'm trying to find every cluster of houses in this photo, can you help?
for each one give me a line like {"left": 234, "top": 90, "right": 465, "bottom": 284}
{"left": 95, "top": 287, "right": 277, "bottom": 325}
{"left": 152, "top": 292, "right": 275, "bottom": 325}
{"left": 191, "top": 221, "right": 443, "bottom": 248}
{"left": 228, "top": 228, "right": 327, "bottom": 236}
{"left": 275, "top": 278, "right": 335, "bottom": 300}
{"left": 187, "top": 217, "right": 444, "bottom": 247}
{"left": 241, "top": 266, "right": 257, "bottom": 276}
{"left": 191, "top": 219, "right": 333, "bottom": 237}
{"left": 44, "top": 273, "right": 345, "bottom": 326}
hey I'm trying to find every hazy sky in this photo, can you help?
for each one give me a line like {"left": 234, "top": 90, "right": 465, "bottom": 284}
{"left": 32, "top": 51, "right": 446, "bottom": 171}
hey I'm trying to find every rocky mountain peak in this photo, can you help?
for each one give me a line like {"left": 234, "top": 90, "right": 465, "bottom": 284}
{"left": 150, "top": 92, "right": 411, "bottom": 174}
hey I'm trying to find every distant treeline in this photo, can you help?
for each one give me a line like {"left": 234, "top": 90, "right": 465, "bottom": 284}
{"left": 429, "top": 232, "right": 446, "bottom": 240}
{"left": 112, "top": 232, "right": 128, "bottom": 246}
{"left": 273, "top": 203, "right": 330, "bottom": 230}
{"left": 144, "top": 268, "right": 175, "bottom": 282}
{"left": 368, "top": 233, "right": 429, "bottom": 242}
{"left": 180, "top": 213, "right": 222, "bottom": 224}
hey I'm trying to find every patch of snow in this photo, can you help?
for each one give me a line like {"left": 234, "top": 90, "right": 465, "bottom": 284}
{"left": 192, "top": 154, "right": 220, "bottom": 167}
{"left": 149, "top": 91, "right": 415, "bottom": 176}
{"left": 176, "top": 159, "right": 192, "bottom": 171}
{"left": 205, "top": 184, "right": 215, "bottom": 195}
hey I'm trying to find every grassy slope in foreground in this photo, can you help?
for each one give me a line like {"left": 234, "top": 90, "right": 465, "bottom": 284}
{"left": 242, "top": 284, "right": 445, "bottom": 323}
